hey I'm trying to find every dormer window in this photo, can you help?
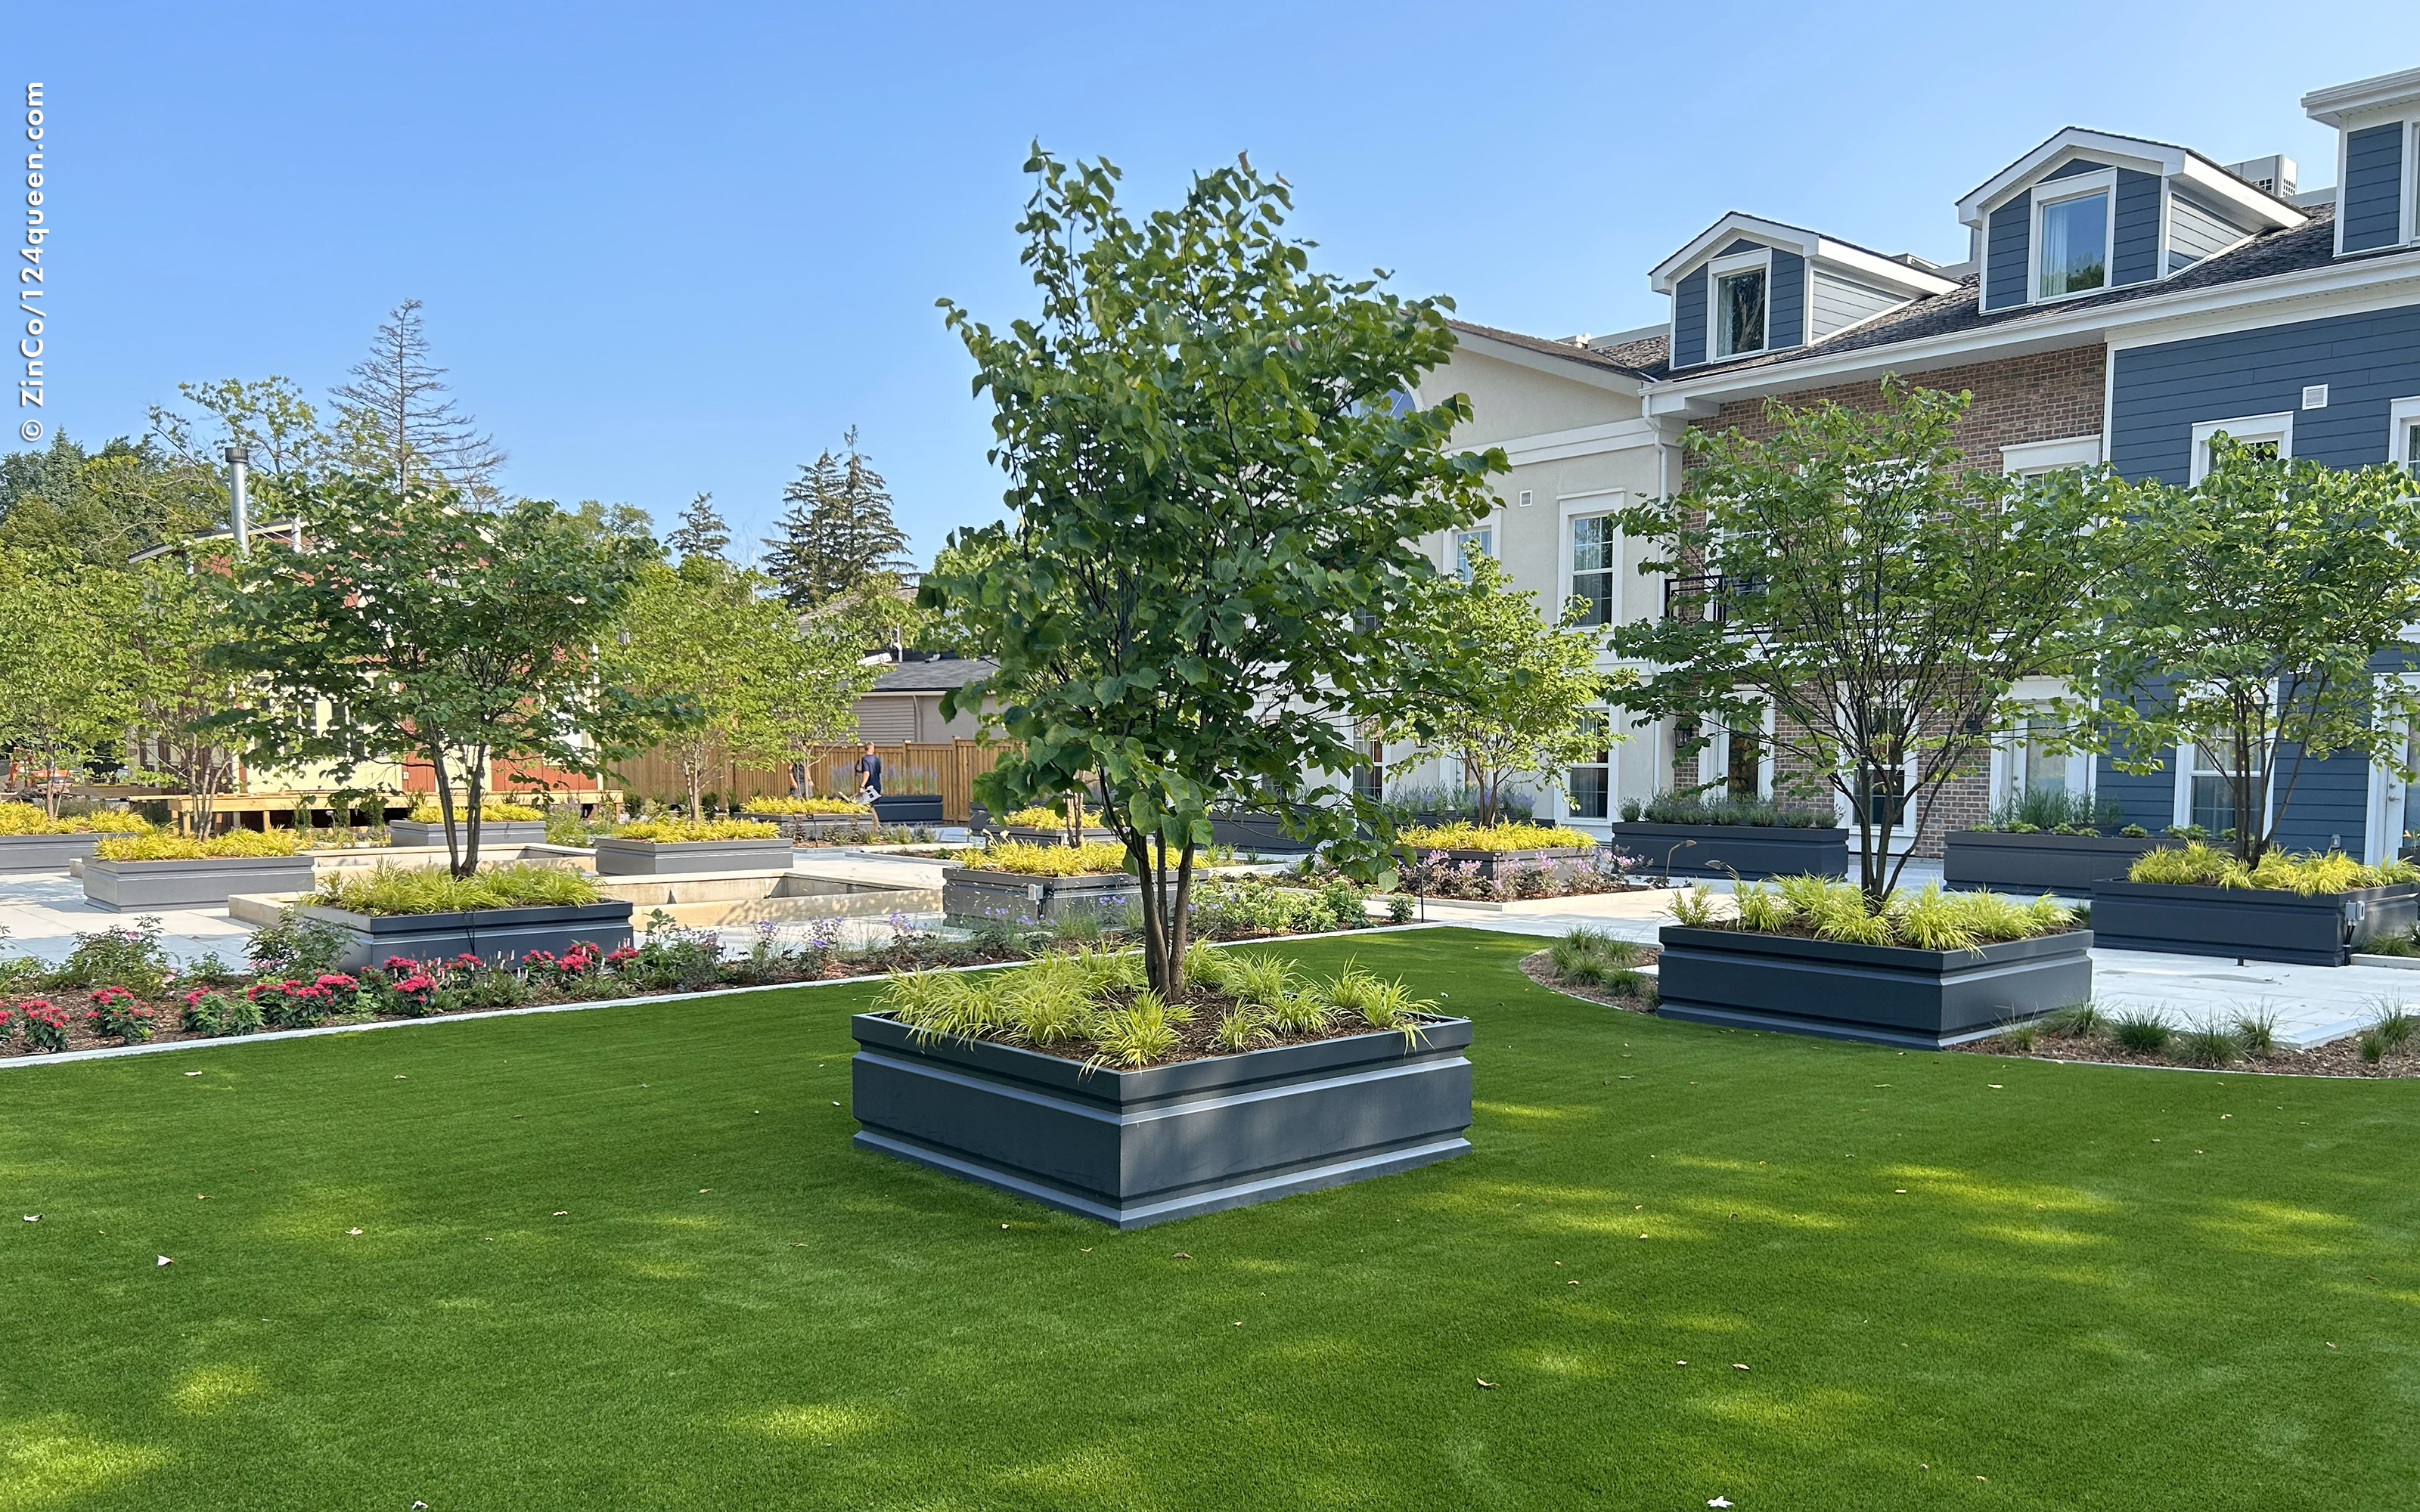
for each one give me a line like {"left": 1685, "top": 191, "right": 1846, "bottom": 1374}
{"left": 1714, "top": 258, "right": 1768, "bottom": 358}
{"left": 2034, "top": 181, "right": 2110, "bottom": 299}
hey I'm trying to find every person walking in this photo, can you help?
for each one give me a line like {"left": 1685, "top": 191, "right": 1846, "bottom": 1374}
{"left": 853, "top": 743, "right": 885, "bottom": 801}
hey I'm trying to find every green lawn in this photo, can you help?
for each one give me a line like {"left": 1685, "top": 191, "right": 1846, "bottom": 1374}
{"left": 4, "top": 927, "right": 2417, "bottom": 1510}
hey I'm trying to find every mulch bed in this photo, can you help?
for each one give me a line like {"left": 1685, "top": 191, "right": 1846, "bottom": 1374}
{"left": 1950, "top": 1030, "right": 2420, "bottom": 1079}
{"left": 1517, "top": 950, "right": 1660, "bottom": 1012}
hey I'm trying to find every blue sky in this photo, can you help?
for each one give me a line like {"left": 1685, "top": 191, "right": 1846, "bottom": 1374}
{"left": 21, "top": 2, "right": 2420, "bottom": 562}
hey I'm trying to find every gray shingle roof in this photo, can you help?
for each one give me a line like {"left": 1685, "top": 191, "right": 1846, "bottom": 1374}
{"left": 1448, "top": 319, "right": 1665, "bottom": 379}
{"left": 869, "top": 657, "right": 996, "bottom": 693}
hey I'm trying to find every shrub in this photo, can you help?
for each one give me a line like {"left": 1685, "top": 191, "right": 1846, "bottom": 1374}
{"left": 740, "top": 796, "right": 872, "bottom": 816}
{"left": 309, "top": 863, "right": 603, "bottom": 916}
{"left": 85, "top": 987, "right": 157, "bottom": 1042}
{"left": 181, "top": 988, "right": 259, "bottom": 1036}
{"left": 247, "top": 906, "right": 350, "bottom": 978}
{"left": 95, "top": 829, "right": 302, "bottom": 860}
{"left": 405, "top": 800, "right": 548, "bottom": 823}
{"left": 18, "top": 1000, "right": 71, "bottom": 1052}
{"left": 969, "top": 841, "right": 1133, "bottom": 878}
{"left": 613, "top": 818, "right": 780, "bottom": 843}
{"left": 2111, "top": 1011, "right": 2174, "bottom": 1052}
{"left": 1398, "top": 821, "right": 1595, "bottom": 851}
{"left": 54, "top": 917, "right": 176, "bottom": 995}
{"left": 248, "top": 978, "right": 337, "bottom": 1029}
{"left": 0, "top": 804, "right": 148, "bottom": 835}
{"left": 1385, "top": 894, "right": 1416, "bottom": 924}
{"left": 1982, "top": 789, "right": 2124, "bottom": 834}
{"left": 1630, "top": 790, "right": 1832, "bottom": 829}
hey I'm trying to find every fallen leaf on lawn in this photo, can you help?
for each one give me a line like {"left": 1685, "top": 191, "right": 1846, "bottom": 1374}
{"left": 196, "top": 1194, "right": 209, "bottom": 1201}
{"left": 1080, "top": 1247, "right": 1093, "bottom": 1253}
{"left": 1894, "top": 1189, "right": 1908, "bottom": 1194}
{"left": 157, "top": 1256, "right": 172, "bottom": 1266}
{"left": 394, "top": 1074, "right": 405, "bottom": 1080}
{"left": 1675, "top": 1360, "right": 1687, "bottom": 1366}
{"left": 1568, "top": 1280, "right": 1580, "bottom": 1286}
{"left": 553, "top": 1211, "right": 567, "bottom": 1216}
{"left": 184, "top": 1070, "right": 201, "bottom": 1077}
{"left": 1475, "top": 1378, "right": 1496, "bottom": 1389}
{"left": 1987, "top": 1083, "right": 2003, "bottom": 1089}
{"left": 21, "top": 1216, "right": 36, "bottom": 1222}
{"left": 1710, "top": 1498, "right": 1734, "bottom": 1508}
{"left": 1732, "top": 1363, "right": 1749, "bottom": 1371}
{"left": 346, "top": 1228, "right": 363, "bottom": 1236}
{"left": 1171, "top": 1252, "right": 1192, "bottom": 1259}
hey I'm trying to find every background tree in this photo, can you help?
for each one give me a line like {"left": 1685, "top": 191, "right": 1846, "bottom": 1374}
{"left": 764, "top": 428, "right": 912, "bottom": 609}
{"left": 749, "top": 615, "right": 882, "bottom": 799}
{"left": 208, "top": 479, "right": 659, "bottom": 875}
{"left": 666, "top": 491, "right": 732, "bottom": 565}
{"left": 0, "top": 550, "right": 144, "bottom": 816}
{"left": 920, "top": 531, "right": 1013, "bottom": 657}
{"left": 148, "top": 375, "right": 340, "bottom": 514}
{"left": 2086, "top": 437, "right": 2420, "bottom": 866}
{"left": 0, "top": 432, "right": 222, "bottom": 565}
{"left": 1395, "top": 553, "right": 1621, "bottom": 825}
{"left": 330, "top": 299, "right": 507, "bottom": 501}
{"left": 602, "top": 557, "right": 798, "bottom": 815}
{"left": 123, "top": 556, "right": 253, "bottom": 833}
{"left": 1611, "top": 382, "right": 2112, "bottom": 904}
{"left": 927, "top": 148, "right": 1500, "bottom": 996}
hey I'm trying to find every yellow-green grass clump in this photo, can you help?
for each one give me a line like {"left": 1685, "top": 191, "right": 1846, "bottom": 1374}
{"left": 966, "top": 841, "right": 1133, "bottom": 877}
{"left": 1676, "top": 874, "right": 2075, "bottom": 950}
{"left": 309, "top": 862, "right": 603, "bottom": 916}
{"left": 96, "top": 829, "right": 302, "bottom": 861}
{"left": 614, "top": 819, "right": 781, "bottom": 843}
{"left": 0, "top": 806, "right": 151, "bottom": 835}
{"left": 2127, "top": 841, "right": 2418, "bottom": 894}
{"left": 740, "top": 796, "right": 873, "bottom": 816}
{"left": 1002, "top": 805, "right": 1103, "bottom": 829}
{"left": 406, "top": 799, "right": 549, "bottom": 823}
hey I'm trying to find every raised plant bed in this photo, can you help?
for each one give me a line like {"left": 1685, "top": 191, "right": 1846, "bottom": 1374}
{"left": 1207, "top": 810, "right": 1317, "bottom": 854}
{"left": 870, "top": 793, "right": 945, "bottom": 826}
{"left": 1395, "top": 845, "right": 1595, "bottom": 882}
{"left": 739, "top": 810, "right": 876, "bottom": 841}
{"left": 0, "top": 832, "right": 98, "bottom": 872}
{"left": 850, "top": 1010, "right": 1473, "bottom": 1227}
{"left": 1653, "top": 924, "right": 2093, "bottom": 1049}
{"left": 1610, "top": 822, "right": 1848, "bottom": 881}
{"left": 592, "top": 835, "right": 795, "bottom": 876}
{"left": 941, "top": 866, "right": 1136, "bottom": 926}
{"left": 2086, "top": 880, "right": 2420, "bottom": 967}
{"left": 298, "top": 899, "right": 636, "bottom": 972}
{"left": 83, "top": 854, "right": 319, "bottom": 911}
{"left": 1003, "top": 825, "right": 1122, "bottom": 847}
{"left": 387, "top": 818, "right": 551, "bottom": 848}
{"left": 1943, "top": 831, "right": 2170, "bottom": 893}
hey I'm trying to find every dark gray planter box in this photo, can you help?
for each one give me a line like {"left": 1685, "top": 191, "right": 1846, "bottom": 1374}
{"left": 592, "top": 835, "right": 793, "bottom": 875}
{"left": 942, "top": 866, "right": 1137, "bottom": 926}
{"left": 299, "top": 898, "right": 635, "bottom": 972}
{"left": 82, "top": 853, "right": 319, "bottom": 911}
{"left": 1208, "top": 812, "right": 1318, "bottom": 854}
{"left": 0, "top": 831, "right": 98, "bottom": 872}
{"left": 386, "top": 818, "right": 551, "bottom": 849}
{"left": 871, "top": 794, "right": 945, "bottom": 826}
{"left": 1003, "top": 825, "right": 1121, "bottom": 847}
{"left": 851, "top": 1010, "right": 1473, "bottom": 1227}
{"left": 740, "top": 810, "right": 878, "bottom": 843}
{"left": 1398, "top": 844, "right": 1594, "bottom": 881}
{"left": 1943, "top": 831, "right": 2172, "bottom": 893}
{"left": 2086, "top": 880, "right": 2420, "bottom": 966}
{"left": 1654, "top": 924, "right": 2093, "bottom": 1049}
{"left": 1611, "top": 822, "right": 1848, "bottom": 881}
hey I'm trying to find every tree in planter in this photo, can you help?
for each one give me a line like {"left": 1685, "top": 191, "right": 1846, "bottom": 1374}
{"left": 1611, "top": 382, "right": 2113, "bottom": 906}
{"left": 206, "top": 477, "right": 663, "bottom": 876}
{"left": 756, "top": 616, "right": 880, "bottom": 800}
{"left": 0, "top": 550, "right": 143, "bottom": 816}
{"left": 2086, "top": 435, "right": 2420, "bottom": 867}
{"left": 123, "top": 557, "right": 253, "bottom": 834}
{"left": 1392, "top": 553, "right": 1621, "bottom": 826}
{"left": 926, "top": 148, "right": 1502, "bottom": 996}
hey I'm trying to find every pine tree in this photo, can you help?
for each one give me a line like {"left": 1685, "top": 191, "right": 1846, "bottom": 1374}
{"left": 330, "top": 299, "right": 506, "bottom": 500}
{"left": 666, "top": 491, "right": 731, "bottom": 564}
{"left": 761, "top": 428, "right": 911, "bottom": 608}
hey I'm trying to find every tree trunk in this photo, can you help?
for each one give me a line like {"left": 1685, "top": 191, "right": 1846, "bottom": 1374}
{"left": 790, "top": 759, "right": 809, "bottom": 800}
{"left": 462, "top": 746, "right": 488, "bottom": 879}
{"left": 431, "top": 754, "right": 464, "bottom": 878}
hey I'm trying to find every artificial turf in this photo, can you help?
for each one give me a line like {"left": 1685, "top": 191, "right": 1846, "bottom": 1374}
{"left": 3, "top": 926, "right": 2417, "bottom": 1510}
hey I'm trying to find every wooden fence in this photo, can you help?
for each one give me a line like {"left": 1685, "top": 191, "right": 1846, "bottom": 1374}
{"left": 606, "top": 740, "right": 1011, "bottom": 822}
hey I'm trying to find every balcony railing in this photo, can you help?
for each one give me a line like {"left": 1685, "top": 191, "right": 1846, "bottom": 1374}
{"left": 1661, "top": 573, "right": 1762, "bottom": 622}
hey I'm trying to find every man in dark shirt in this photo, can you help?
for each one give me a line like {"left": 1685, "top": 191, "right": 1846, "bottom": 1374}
{"left": 853, "top": 744, "right": 884, "bottom": 799}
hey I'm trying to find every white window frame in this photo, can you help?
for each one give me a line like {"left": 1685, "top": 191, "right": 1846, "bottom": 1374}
{"left": 2000, "top": 434, "right": 2104, "bottom": 476}
{"left": 1562, "top": 706, "right": 1617, "bottom": 827}
{"left": 2388, "top": 395, "right": 2420, "bottom": 477}
{"left": 1708, "top": 248, "right": 1773, "bottom": 360}
{"left": 1986, "top": 678, "right": 2094, "bottom": 807}
{"left": 2366, "top": 674, "right": 2420, "bottom": 863}
{"left": 1830, "top": 700, "right": 1923, "bottom": 847}
{"left": 2173, "top": 738, "right": 2273, "bottom": 838}
{"left": 1451, "top": 522, "right": 1497, "bottom": 582}
{"left": 2189, "top": 411, "right": 2294, "bottom": 484}
{"left": 2029, "top": 169, "right": 2118, "bottom": 305}
{"left": 1559, "top": 489, "right": 1624, "bottom": 627}
{"left": 1696, "top": 704, "right": 1775, "bottom": 801}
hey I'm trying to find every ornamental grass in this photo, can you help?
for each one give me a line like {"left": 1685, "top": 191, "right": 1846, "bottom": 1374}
{"left": 1002, "top": 805, "right": 1102, "bottom": 829}
{"left": 739, "top": 796, "right": 872, "bottom": 816}
{"left": 2125, "top": 841, "right": 2419, "bottom": 894}
{"left": 965, "top": 841, "right": 1133, "bottom": 877}
{"left": 0, "top": 806, "right": 151, "bottom": 836}
{"left": 1674, "top": 875, "right": 2074, "bottom": 949}
{"left": 405, "top": 799, "right": 549, "bottom": 823}
{"left": 612, "top": 819, "right": 781, "bottom": 843}
{"left": 308, "top": 862, "right": 604, "bottom": 916}
{"left": 1397, "top": 821, "right": 1596, "bottom": 851}
{"left": 95, "top": 829, "right": 303, "bottom": 860}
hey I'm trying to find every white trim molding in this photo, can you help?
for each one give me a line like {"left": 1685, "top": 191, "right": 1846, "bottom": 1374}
{"left": 1649, "top": 211, "right": 1959, "bottom": 299}
{"left": 1495, "top": 416, "right": 1661, "bottom": 468}
{"left": 1957, "top": 128, "right": 2304, "bottom": 234}
{"left": 2189, "top": 411, "right": 2294, "bottom": 483}
{"left": 2389, "top": 395, "right": 2420, "bottom": 474}
{"left": 2029, "top": 168, "right": 2120, "bottom": 306}
{"left": 2001, "top": 434, "right": 2104, "bottom": 475}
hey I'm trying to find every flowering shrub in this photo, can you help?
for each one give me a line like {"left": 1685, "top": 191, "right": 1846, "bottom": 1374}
{"left": 181, "top": 988, "right": 260, "bottom": 1036}
{"left": 18, "top": 1000, "right": 70, "bottom": 1052}
{"left": 0, "top": 1005, "right": 14, "bottom": 1047}
{"left": 247, "top": 979, "right": 338, "bottom": 1029}
{"left": 88, "top": 987, "right": 157, "bottom": 1043}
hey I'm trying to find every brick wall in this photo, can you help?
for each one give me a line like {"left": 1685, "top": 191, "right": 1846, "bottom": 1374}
{"left": 1692, "top": 343, "right": 2107, "bottom": 469}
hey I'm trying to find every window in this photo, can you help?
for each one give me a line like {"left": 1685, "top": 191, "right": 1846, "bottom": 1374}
{"left": 1723, "top": 727, "right": 1762, "bottom": 799}
{"left": 2000, "top": 435, "right": 2103, "bottom": 476}
{"left": 1848, "top": 702, "right": 1913, "bottom": 832}
{"left": 2403, "top": 725, "right": 2420, "bottom": 854}
{"left": 1352, "top": 733, "right": 1384, "bottom": 804}
{"left": 1714, "top": 265, "right": 1767, "bottom": 358}
{"left": 2184, "top": 741, "right": 2248, "bottom": 838}
{"left": 2189, "top": 412, "right": 2293, "bottom": 484}
{"left": 2035, "top": 186, "right": 2109, "bottom": 299}
{"left": 1567, "top": 710, "right": 1612, "bottom": 821}
{"left": 2391, "top": 397, "right": 2420, "bottom": 478}
{"left": 1570, "top": 515, "right": 1616, "bottom": 627}
{"left": 1452, "top": 526, "right": 1494, "bottom": 583}
{"left": 2020, "top": 713, "right": 2069, "bottom": 798}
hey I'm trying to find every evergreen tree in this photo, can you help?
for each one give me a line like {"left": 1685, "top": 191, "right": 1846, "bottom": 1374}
{"left": 762, "top": 428, "right": 911, "bottom": 609}
{"left": 666, "top": 491, "right": 732, "bottom": 564}
{"left": 330, "top": 299, "right": 506, "bottom": 500}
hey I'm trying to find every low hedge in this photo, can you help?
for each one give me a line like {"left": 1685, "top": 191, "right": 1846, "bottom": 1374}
{"left": 0, "top": 806, "right": 151, "bottom": 836}
{"left": 95, "top": 830, "right": 303, "bottom": 861}
{"left": 308, "top": 862, "right": 604, "bottom": 916}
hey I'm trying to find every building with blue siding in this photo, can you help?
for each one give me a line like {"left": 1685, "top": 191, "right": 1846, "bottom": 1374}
{"left": 1420, "top": 63, "right": 2420, "bottom": 862}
